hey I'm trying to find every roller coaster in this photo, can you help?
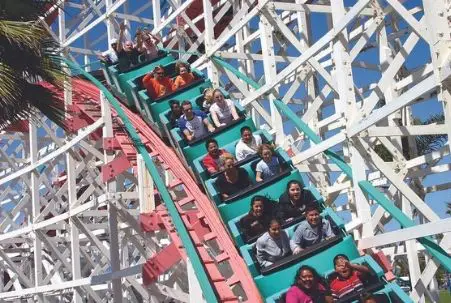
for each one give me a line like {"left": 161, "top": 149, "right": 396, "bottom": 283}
{"left": 0, "top": 1, "right": 450, "bottom": 302}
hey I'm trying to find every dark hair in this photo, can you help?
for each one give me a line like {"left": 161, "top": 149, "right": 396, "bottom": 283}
{"left": 240, "top": 126, "right": 252, "bottom": 135}
{"left": 293, "top": 265, "right": 319, "bottom": 286}
{"left": 169, "top": 100, "right": 180, "bottom": 108}
{"left": 181, "top": 100, "right": 192, "bottom": 107}
{"left": 250, "top": 195, "right": 267, "bottom": 208}
{"left": 286, "top": 180, "right": 303, "bottom": 193}
{"left": 153, "top": 65, "right": 165, "bottom": 73}
{"left": 267, "top": 218, "right": 281, "bottom": 229}
{"left": 205, "top": 138, "right": 218, "bottom": 149}
{"left": 333, "top": 254, "right": 349, "bottom": 266}
{"left": 304, "top": 203, "right": 320, "bottom": 214}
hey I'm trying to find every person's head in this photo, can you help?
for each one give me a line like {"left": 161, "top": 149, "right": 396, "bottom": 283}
{"left": 258, "top": 144, "right": 274, "bottom": 162}
{"left": 176, "top": 61, "right": 190, "bottom": 75}
{"left": 212, "top": 89, "right": 225, "bottom": 104}
{"left": 333, "top": 254, "right": 351, "bottom": 279}
{"left": 293, "top": 265, "right": 319, "bottom": 290}
{"left": 203, "top": 88, "right": 214, "bottom": 104}
{"left": 240, "top": 126, "right": 253, "bottom": 144}
{"left": 153, "top": 65, "right": 165, "bottom": 80}
{"left": 360, "top": 294, "right": 377, "bottom": 303}
{"left": 267, "top": 218, "right": 282, "bottom": 239}
{"left": 124, "top": 40, "right": 134, "bottom": 52}
{"left": 305, "top": 204, "right": 321, "bottom": 226}
{"left": 222, "top": 153, "right": 235, "bottom": 172}
{"left": 250, "top": 195, "right": 266, "bottom": 217}
{"left": 169, "top": 100, "right": 181, "bottom": 115}
{"left": 286, "top": 180, "right": 302, "bottom": 201}
{"left": 205, "top": 139, "right": 219, "bottom": 157}
{"left": 181, "top": 100, "right": 194, "bottom": 119}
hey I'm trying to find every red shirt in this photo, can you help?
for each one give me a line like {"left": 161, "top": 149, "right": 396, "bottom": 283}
{"left": 202, "top": 149, "right": 227, "bottom": 173}
{"left": 142, "top": 74, "right": 173, "bottom": 99}
{"left": 330, "top": 270, "right": 364, "bottom": 299}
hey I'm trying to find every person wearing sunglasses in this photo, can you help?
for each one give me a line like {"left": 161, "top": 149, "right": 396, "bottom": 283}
{"left": 142, "top": 65, "right": 173, "bottom": 99}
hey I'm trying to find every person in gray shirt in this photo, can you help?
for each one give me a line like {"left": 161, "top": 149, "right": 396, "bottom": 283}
{"left": 290, "top": 204, "right": 335, "bottom": 254}
{"left": 256, "top": 218, "right": 291, "bottom": 267}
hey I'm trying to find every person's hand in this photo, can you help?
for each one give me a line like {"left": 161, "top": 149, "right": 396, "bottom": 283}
{"left": 208, "top": 125, "right": 215, "bottom": 133}
{"left": 119, "top": 23, "right": 126, "bottom": 31}
{"left": 136, "top": 28, "right": 142, "bottom": 37}
{"left": 293, "top": 247, "right": 303, "bottom": 255}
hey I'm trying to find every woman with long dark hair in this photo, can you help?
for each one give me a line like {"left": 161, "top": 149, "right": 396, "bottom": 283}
{"left": 276, "top": 180, "right": 316, "bottom": 221}
{"left": 285, "top": 265, "right": 333, "bottom": 303}
{"left": 239, "top": 195, "right": 274, "bottom": 240}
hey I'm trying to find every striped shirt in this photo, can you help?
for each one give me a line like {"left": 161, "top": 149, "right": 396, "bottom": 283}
{"left": 330, "top": 270, "right": 364, "bottom": 299}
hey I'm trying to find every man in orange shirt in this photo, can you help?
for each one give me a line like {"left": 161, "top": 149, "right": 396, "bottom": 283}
{"left": 142, "top": 65, "right": 173, "bottom": 99}
{"left": 173, "top": 62, "right": 195, "bottom": 90}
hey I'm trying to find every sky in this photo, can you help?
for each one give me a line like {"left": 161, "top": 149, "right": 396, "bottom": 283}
{"left": 53, "top": 0, "right": 449, "bottom": 225}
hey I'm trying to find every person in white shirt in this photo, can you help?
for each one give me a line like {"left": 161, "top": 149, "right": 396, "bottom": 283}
{"left": 99, "top": 38, "right": 119, "bottom": 64}
{"left": 177, "top": 101, "right": 215, "bottom": 141}
{"left": 209, "top": 89, "right": 239, "bottom": 127}
{"left": 235, "top": 126, "right": 262, "bottom": 161}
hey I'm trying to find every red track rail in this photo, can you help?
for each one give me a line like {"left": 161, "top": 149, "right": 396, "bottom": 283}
{"left": 66, "top": 79, "right": 262, "bottom": 302}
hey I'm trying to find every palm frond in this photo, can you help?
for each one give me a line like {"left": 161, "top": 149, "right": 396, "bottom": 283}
{"left": 414, "top": 114, "right": 447, "bottom": 155}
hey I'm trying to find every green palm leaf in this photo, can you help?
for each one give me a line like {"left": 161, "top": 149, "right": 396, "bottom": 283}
{"left": 0, "top": 1, "right": 68, "bottom": 130}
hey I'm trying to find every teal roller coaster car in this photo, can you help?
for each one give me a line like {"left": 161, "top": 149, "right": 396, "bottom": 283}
{"left": 240, "top": 208, "right": 359, "bottom": 297}
{"left": 192, "top": 129, "right": 273, "bottom": 182}
{"left": 203, "top": 149, "right": 299, "bottom": 222}
{"left": 265, "top": 255, "right": 412, "bottom": 302}
{"left": 102, "top": 51, "right": 175, "bottom": 107}
{"left": 108, "top": 53, "right": 414, "bottom": 303}
{"left": 170, "top": 102, "right": 255, "bottom": 165}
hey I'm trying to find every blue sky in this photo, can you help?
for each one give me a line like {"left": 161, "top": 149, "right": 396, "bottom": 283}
{"left": 62, "top": 0, "right": 448, "bottom": 224}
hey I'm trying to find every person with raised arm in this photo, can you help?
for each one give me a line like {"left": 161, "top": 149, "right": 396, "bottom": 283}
{"left": 142, "top": 65, "right": 173, "bottom": 99}
{"left": 329, "top": 254, "right": 371, "bottom": 300}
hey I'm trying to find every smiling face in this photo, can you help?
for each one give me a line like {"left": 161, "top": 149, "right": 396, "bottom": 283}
{"left": 252, "top": 200, "right": 264, "bottom": 217}
{"left": 207, "top": 142, "right": 219, "bottom": 157}
{"left": 288, "top": 183, "right": 301, "bottom": 201}
{"left": 335, "top": 257, "right": 351, "bottom": 279}
{"left": 241, "top": 129, "right": 252, "bottom": 144}
{"left": 306, "top": 209, "right": 320, "bottom": 226}
{"left": 213, "top": 91, "right": 225, "bottom": 104}
{"left": 298, "top": 269, "right": 315, "bottom": 290}
{"left": 261, "top": 147, "right": 272, "bottom": 163}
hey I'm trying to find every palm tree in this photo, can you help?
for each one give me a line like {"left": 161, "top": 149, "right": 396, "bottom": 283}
{"left": 0, "top": 1, "right": 66, "bottom": 130}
